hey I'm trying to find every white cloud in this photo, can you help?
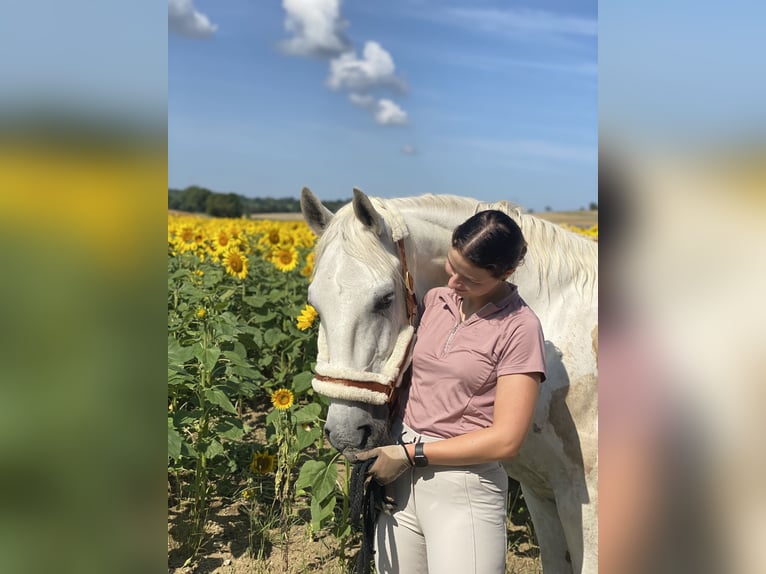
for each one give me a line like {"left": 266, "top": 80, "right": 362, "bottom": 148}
{"left": 349, "top": 93, "right": 375, "bottom": 108}
{"left": 348, "top": 94, "right": 408, "bottom": 126}
{"left": 444, "top": 7, "right": 597, "bottom": 38}
{"left": 280, "top": 0, "right": 350, "bottom": 57}
{"left": 328, "top": 42, "right": 406, "bottom": 92}
{"left": 277, "top": 3, "right": 409, "bottom": 127}
{"left": 374, "top": 99, "right": 408, "bottom": 126}
{"left": 168, "top": 0, "right": 217, "bottom": 38}
{"left": 401, "top": 145, "right": 417, "bottom": 155}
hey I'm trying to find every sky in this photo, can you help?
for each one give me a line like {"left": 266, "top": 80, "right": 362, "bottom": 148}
{"left": 169, "top": 0, "right": 598, "bottom": 211}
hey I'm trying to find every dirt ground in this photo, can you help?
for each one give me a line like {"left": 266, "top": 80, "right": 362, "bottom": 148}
{"left": 168, "top": 495, "right": 542, "bottom": 574}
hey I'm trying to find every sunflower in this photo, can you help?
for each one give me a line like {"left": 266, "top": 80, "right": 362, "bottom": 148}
{"left": 179, "top": 225, "right": 195, "bottom": 244}
{"left": 223, "top": 248, "right": 248, "bottom": 280}
{"left": 300, "top": 251, "right": 315, "bottom": 278}
{"left": 250, "top": 452, "right": 276, "bottom": 475}
{"left": 266, "top": 228, "right": 281, "bottom": 246}
{"left": 271, "top": 388, "right": 294, "bottom": 410}
{"left": 296, "top": 304, "right": 318, "bottom": 331}
{"left": 272, "top": 247, "right": 299, "bottom": 272}
{"left": 174, "top": 224, "right": 200, "bottom": 253}
{"left": 213, "top": 229, "right": 231, "bottom": 252}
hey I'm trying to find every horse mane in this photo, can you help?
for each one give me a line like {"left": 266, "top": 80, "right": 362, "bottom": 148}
{"left": 386, "top": 193, "right": 478, "bottom": 213}
{"left": 313, "top": 194, "right": 597, "bottom": 299}
{"left": 518, "top": 212, "right": 598, "bottom": 297}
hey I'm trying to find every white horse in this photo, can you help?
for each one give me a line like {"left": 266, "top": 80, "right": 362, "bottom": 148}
{"left": 301, "top": 187, "right": 598, "bottom": 574}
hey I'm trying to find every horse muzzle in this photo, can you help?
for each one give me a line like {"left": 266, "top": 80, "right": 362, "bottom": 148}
{"left": 311, "top": 325, "right": 415, "bottom": 406}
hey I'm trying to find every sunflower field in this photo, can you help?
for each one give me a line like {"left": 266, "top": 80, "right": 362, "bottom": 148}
{"left": 167, "top": 214, "right": 350, "bottom": 571}
{"left": 167, "top": 212, "right": 598, "bottom": 572}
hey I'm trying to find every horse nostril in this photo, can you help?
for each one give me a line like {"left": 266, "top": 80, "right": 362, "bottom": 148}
{"left": 357, "top": 424, "right": 372, "bottom": 448}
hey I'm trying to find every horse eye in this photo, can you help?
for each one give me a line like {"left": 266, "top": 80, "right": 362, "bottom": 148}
{"left": 373, "top": 292, "right": 394, "bottom": 312}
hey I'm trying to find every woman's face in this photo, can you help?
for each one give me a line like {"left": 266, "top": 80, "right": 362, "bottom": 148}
{"left": 445, "top": 247, "right": 505, "bottom": 299}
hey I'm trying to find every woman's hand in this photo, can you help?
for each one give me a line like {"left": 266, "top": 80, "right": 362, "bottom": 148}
{"left": 355, "top": 444, "right": 412, "bottom": 485}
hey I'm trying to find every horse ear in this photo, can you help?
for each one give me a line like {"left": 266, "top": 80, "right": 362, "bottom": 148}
{"left": 300, "top": 187, "right": 334, "bottom": 237}
{"left": 352, "top": 187, "right": 383, "bottom": 236}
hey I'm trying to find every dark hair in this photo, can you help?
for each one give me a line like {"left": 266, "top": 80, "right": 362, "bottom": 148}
{"left": 451, "top": 210, "right": 527, "bottom": 278}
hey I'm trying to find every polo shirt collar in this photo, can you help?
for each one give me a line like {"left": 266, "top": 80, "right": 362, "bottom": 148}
{"left": 438, "top": 283, "right": 522, "bottom": 320}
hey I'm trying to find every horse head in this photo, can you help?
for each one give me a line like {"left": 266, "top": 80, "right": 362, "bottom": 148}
{"left": 300, "top": 187, "right": 416, "bottom": 459}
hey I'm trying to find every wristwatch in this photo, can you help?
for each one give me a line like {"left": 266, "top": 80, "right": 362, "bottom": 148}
{"left": 413, "top": 442, "right": 429, "bottom": 467}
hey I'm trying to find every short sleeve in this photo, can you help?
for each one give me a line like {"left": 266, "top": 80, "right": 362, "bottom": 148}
{"left": 496, "top": 311, "right": 547, "bottom": 383}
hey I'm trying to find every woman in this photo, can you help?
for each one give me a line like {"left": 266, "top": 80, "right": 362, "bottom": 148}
{"left": 356, "top": 209, "right": 546, "bottom": 574}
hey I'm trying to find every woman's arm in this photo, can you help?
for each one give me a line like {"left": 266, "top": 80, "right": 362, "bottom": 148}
{"left": 404, "top": 372, "right": 540, "bottom": 465}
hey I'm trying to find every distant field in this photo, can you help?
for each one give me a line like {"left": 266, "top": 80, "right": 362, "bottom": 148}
{"left": 533, "top": 210, "right": 598, "bottom": 228}
{"left": 250, "top": 210, "right": 599, "bottom": 228}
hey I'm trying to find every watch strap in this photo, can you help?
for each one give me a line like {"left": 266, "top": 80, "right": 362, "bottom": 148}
{"left": 414, "top": 442, "right": 429, "bottom": 467}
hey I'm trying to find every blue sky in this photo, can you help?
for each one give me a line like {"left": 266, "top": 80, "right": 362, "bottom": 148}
{"left": 169, "top": 0, "right": 597, "bottom": 211}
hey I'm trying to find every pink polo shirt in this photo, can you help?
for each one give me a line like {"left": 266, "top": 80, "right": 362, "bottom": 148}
{"left": 403, "top": 285, "right": 546, "bottom": 439}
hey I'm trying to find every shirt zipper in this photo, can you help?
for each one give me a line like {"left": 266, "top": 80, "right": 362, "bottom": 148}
{"left": 443, "top": 321, "right": 461, "bottom": 354}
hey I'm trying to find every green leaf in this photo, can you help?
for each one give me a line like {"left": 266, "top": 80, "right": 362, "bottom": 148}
{"left": 203, "top": 438, "right": 225, "bottom": 459}
{"left": 168, "top": 418, "right": 182, "bottom": 460}
{"left": 204, "top": 387, "right": 238, "bottom": 414}
{"left": 265, "top": 408, "right": 281, "bottom": 432}
{"left": 335, "top": 523, "right": 352, "bottom": 540}
{"left": 252, "top": 311, "right": 277, "bottom": 324}
{"left": 215, "top": 416, "right": 245, "bottom": 441}
{"left": 221, "top": 350, "right": 247, "bottom": 367}
{"left": 172, "top": 409, "right": 203, "bottom": 428}
{"left": 199, "top": 346, "right": 220, "bottom": 373}
{"left": 169, "top": 268, "right": 191, "bottom": 281}
{"left": 268, "top": 289, "right": 286, "bottom": 303}
{"left": 168, "top": 338, "right": 196, "bottom": 365}
{"left": 295, "top": 459, "right": 325, "bottom": 491}
{"left": 229, "top": 364, "right": 263, "bottom": 381}
{"left": 232, "top": 341, "right": 247, "bottom": 358}
{"left": 292, "top": 371, "right": 314, "bottom": 394}
{"left": 294, "top": 402, "right": 322, "bottom": 424}
{"left": 243, "top": 295, "right": 268, "bottom": 308}
{"left": 264, "top": 328, "right": 286, "bottom": 346}
{"left": 218, "top": 288, "right": 237, "bottom": 302}
{"left": 295, "top": 459, "right": 337, "bottom": 503}
{"left": 310, "top": 494, "right": 336, "bottom": 531}
{"left": 296, "top": 425, "right": 321, "bottom": 452}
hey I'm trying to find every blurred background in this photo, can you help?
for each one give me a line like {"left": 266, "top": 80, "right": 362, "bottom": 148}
{"left": 0, "top": 1, "right": 764, "bottom": 573}
{"left": 599, "top": 1, "right": 765, "bottom": 573}
{"left": 0, "top": 2, "right": 166, "bottom": 573}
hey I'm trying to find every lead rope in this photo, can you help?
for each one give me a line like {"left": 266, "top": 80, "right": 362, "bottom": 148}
{"left": 350, "top": 458, "right": 385, "bottom": 574}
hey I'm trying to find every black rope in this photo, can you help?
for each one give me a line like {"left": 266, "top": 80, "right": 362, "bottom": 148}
{"left": 349, "top": 458, "right": 385, "bottom": 574}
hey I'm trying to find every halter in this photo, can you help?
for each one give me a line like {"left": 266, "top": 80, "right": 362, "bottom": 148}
{"left": 310, "top": 202, "right": 418, "bottom": 406}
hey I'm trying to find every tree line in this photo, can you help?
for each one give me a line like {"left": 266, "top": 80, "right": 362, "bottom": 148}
{"left": 169, "top": 186, "right": 350, "bottom": 218}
